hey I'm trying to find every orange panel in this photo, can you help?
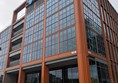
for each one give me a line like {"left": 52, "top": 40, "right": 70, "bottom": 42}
{"left": 74, "top": 0, "right": 91, "bottom": 83}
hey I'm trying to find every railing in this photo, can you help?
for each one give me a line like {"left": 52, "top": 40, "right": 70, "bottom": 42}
{"left": 9, "top": 60, "right": 20, "bottom": 67}
{"left": 11, "top": 43, "right": 22, "bottom": 51}
{"left": 13, "top": 28, "right": 23, "bottom": 36}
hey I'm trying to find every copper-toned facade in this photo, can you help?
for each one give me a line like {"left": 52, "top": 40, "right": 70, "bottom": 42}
{"left": 0, "top": 0, "right": 117, "bottom": 83}
{"left": 100, "top": 0, "right": 118, "bottom": 83}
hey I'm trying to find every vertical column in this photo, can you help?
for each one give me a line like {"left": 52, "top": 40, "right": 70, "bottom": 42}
{"left": 74, "top": 0, "right": 91, "bottom": 83}
{"left": 41, "top": 64, "right": 49, "bottom": 83}
{"left": 18, "top": 70, "right": 25, "bottom": 83}
{"left": 17, "top": 2, "right": 27, "bottom": 83}
{"left": 41, "top": 0, "right": 49, "bottom": 83}
{"left": 97, "top": 0, "right": 114, "bottom": 83}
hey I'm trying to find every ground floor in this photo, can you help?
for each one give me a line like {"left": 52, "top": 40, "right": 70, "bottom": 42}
{"left": 1, "top": 55, "right": 110, "bottom": 83}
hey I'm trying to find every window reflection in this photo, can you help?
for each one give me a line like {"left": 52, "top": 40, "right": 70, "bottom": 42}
{"left": 49, "top": 67, "right": 79, "bottom": 83}
{"left": 60, "top": 26, "right": 76, "bottom": 53}
{"left": 89, "top": 59, "right": 110, "bottom": 83}
{"left": 0, "top": 27, "right": 10, "bottom": 70}
{"left": 83, "top": 0, "right": 106, "bottom": 57}
{"left": 25, "top": 72, "right": 40, "bottom": 83}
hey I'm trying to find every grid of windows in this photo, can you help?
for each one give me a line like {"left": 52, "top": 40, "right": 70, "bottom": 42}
{"left": 0, "top": 28, "right": 10, "bottom": 44}
{"left": 89, "top": 59, "right": 110, "bottom": 83}
{"left": 26, "top": 12, "right": 35, "bottom": 29}
{"left": 59, "top": 0, "right": 73, "bottom": 9}
{"left": 46, "top": 13, "right": 58, "bottom": 36}
{"left": 100, "top": 1, "right": 118, "bottom": 82}
{"left": 33, "top": 22, "right": 44, "bottom": 41}
{"left": 83, "top": 0, "right": 106, "bottom": 56}
{"left": 60, "top": 26, "right": 76, "bottom": 53}
{"left": 24, "top": 0, "right": 76, "bottom": 59}
{"left": 24, "top": 27, "right": 33, "bottom": 45}
{"left": 35, "top": 5, "right": 44, "bottom": 24}
{"left": 45, "top": 1, "right": 75, "bottom": 57}
{"left": 49, "top": 66, "right": 79, "bottom": 83}
{"left": 23, "top": 4, "right": 45, "bottom": 63}
{"left": 45, "top": 34, "right": 58, "bottom": 57}
{"left": 86, "top": 28, "right": 97, "bottom": 53}
{"left": 27, "top": 0, "right": 44, "bottom": 14}
{"left": 60, "top": 4, "right": 75, "bottom": 29}
{"left": 0, "top": 27, "right": 10, "bottom": 70}
{"left": 32, "top": 40, "right": 43, "bottom": 61}
{"left": 46, "top": 0, "right": 58, "bottom": 16}
{"left": 22, "top": 44, "right": 32, "bottom": 63}
{"left": 25, "top": 72, "right": 41, "bottom": 83}
{"left": 97, "top": 62, "right": 110, "bottom": 83}
{"left": 24, "top": 21, "right": 44, "bottom": 46}
{"left": 49, "top": 69, "right": 62, "bottom": 83}
{"left": 97, "top": 35, "right": 106, "bottom": 55}
{"left": 23, "top": 40, "right": 43, "bottom": 63}
{"left": 26, "top": 5, "right": 44, "bottom": 29}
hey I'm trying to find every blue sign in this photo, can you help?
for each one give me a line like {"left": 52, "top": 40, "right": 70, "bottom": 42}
{"left": 28, "top": 0, "right": 33, "bottom": 4}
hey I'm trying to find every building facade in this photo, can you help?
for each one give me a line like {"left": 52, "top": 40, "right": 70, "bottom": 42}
{"left": 0, "top": 0, "right": 117, "bottom": 83}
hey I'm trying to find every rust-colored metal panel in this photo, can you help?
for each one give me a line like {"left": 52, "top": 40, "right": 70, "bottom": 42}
{"left": 98, "top": 0, "right": 114, "bottom": 83}
{"left": 74, "top": 0, "right": 91, "bottom": 83}
{"left": 18, "top": 69, "right": 25, "bottom": 83}
{"left": 1, "top": 0, "right": 118, "bottom": 83}
{"left": 99, "top": 0, "right": 118, "bottom": 83}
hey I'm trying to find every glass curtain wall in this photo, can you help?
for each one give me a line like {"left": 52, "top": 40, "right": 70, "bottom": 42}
{"left": 25, "top": 72, "right": 41, "bottom": 83}
{"left": 49, "top": 66, "right": 79, "bottom": 83}
{"left": 89, "top": 58, "right": 110, "bottom": 83}
{"left": 83, "top": 0, "right": 106, "bottom": 57}
{"left": 0, "top": 27, "right": 10, "bottom": 69}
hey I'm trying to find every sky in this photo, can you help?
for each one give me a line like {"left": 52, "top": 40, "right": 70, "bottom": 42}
{"left": 0, "top": 0, "right": 118, "bottom": 32}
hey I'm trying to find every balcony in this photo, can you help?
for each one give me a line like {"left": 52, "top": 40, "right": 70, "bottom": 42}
{"left": 13, "top": 28, "right": 23, "bottom": 37}
{"left": 11, "top": 43, "right": 22, "bottom": 51}
{"left": 9, "top": 60, "right": 20, "bottom": 67}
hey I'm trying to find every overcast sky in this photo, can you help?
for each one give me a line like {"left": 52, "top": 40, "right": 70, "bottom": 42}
{"left": 0, "top": 0, "right": 118, "bottom": 32}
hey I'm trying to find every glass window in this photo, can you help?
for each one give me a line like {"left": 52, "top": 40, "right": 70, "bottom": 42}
{"left": 26, "top": 5, "right": 44, "bottom": 30}
{"left": 46, "top": 13, "right": 58, "bottom": 36}
{"left": 49, "top": 69, "right": 62, "bottom": 83}
{"left": 46, "top": 0, "right": 58, "bottom": 16}
{"left": 22, "top": 44, "right": 32, "bottom": 63}
{"left": 96, "top": 35, "right": 106, "bottom": 56}
{"left": 89, "top": 59, "right": 110, "bottom": 83}
{"left": 24, "top": 27, "right": 33, "bottom": 45}
{"left": 67, "top": 67, "right": 79, "bottom": 83}
{"left": 89, "top": 59, "right": 99, "bottom": 83}
{"left": 32, "top": 40, "right": 43, "bottom": 61}
{"left": 83, "top": 0, "right": 106, "bottom": 57}
{"left": 60, "top": 4, "right": 75, "bottom": 29}
{"left": 0, "top": 27, "right": 10, "bottom": 70}
{"left": 59, "top": 0, "right": 74, "bottom": 9}
{"left": 45, "top": 34, "right": 58, "bottom": 57}
{"left": 49, "top": 66, "right": 79, "bottom": 83}
{"left": 35, "top": 0, "right": 44, "bottom": 7}
{"left": 23, "top": 4, "right": 44, "bottom": 63}
{"left": 86, "top": 28, "right": 97, "bottom": 53}
{"left": 60, "top": 26, "right": 76, "bottom": 53}
{"left": 34, "top": 5, "right": 44, "bottom": 24}
{"left": 33, "top": 22, "right": 44, "bottom": 41}
{"left": 25, "top": 72, "right": 41, "bottom": 83}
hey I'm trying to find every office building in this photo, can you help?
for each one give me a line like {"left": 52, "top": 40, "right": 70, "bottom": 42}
{"left": 0, "top": 0, "right": 117, "bottom": 83}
